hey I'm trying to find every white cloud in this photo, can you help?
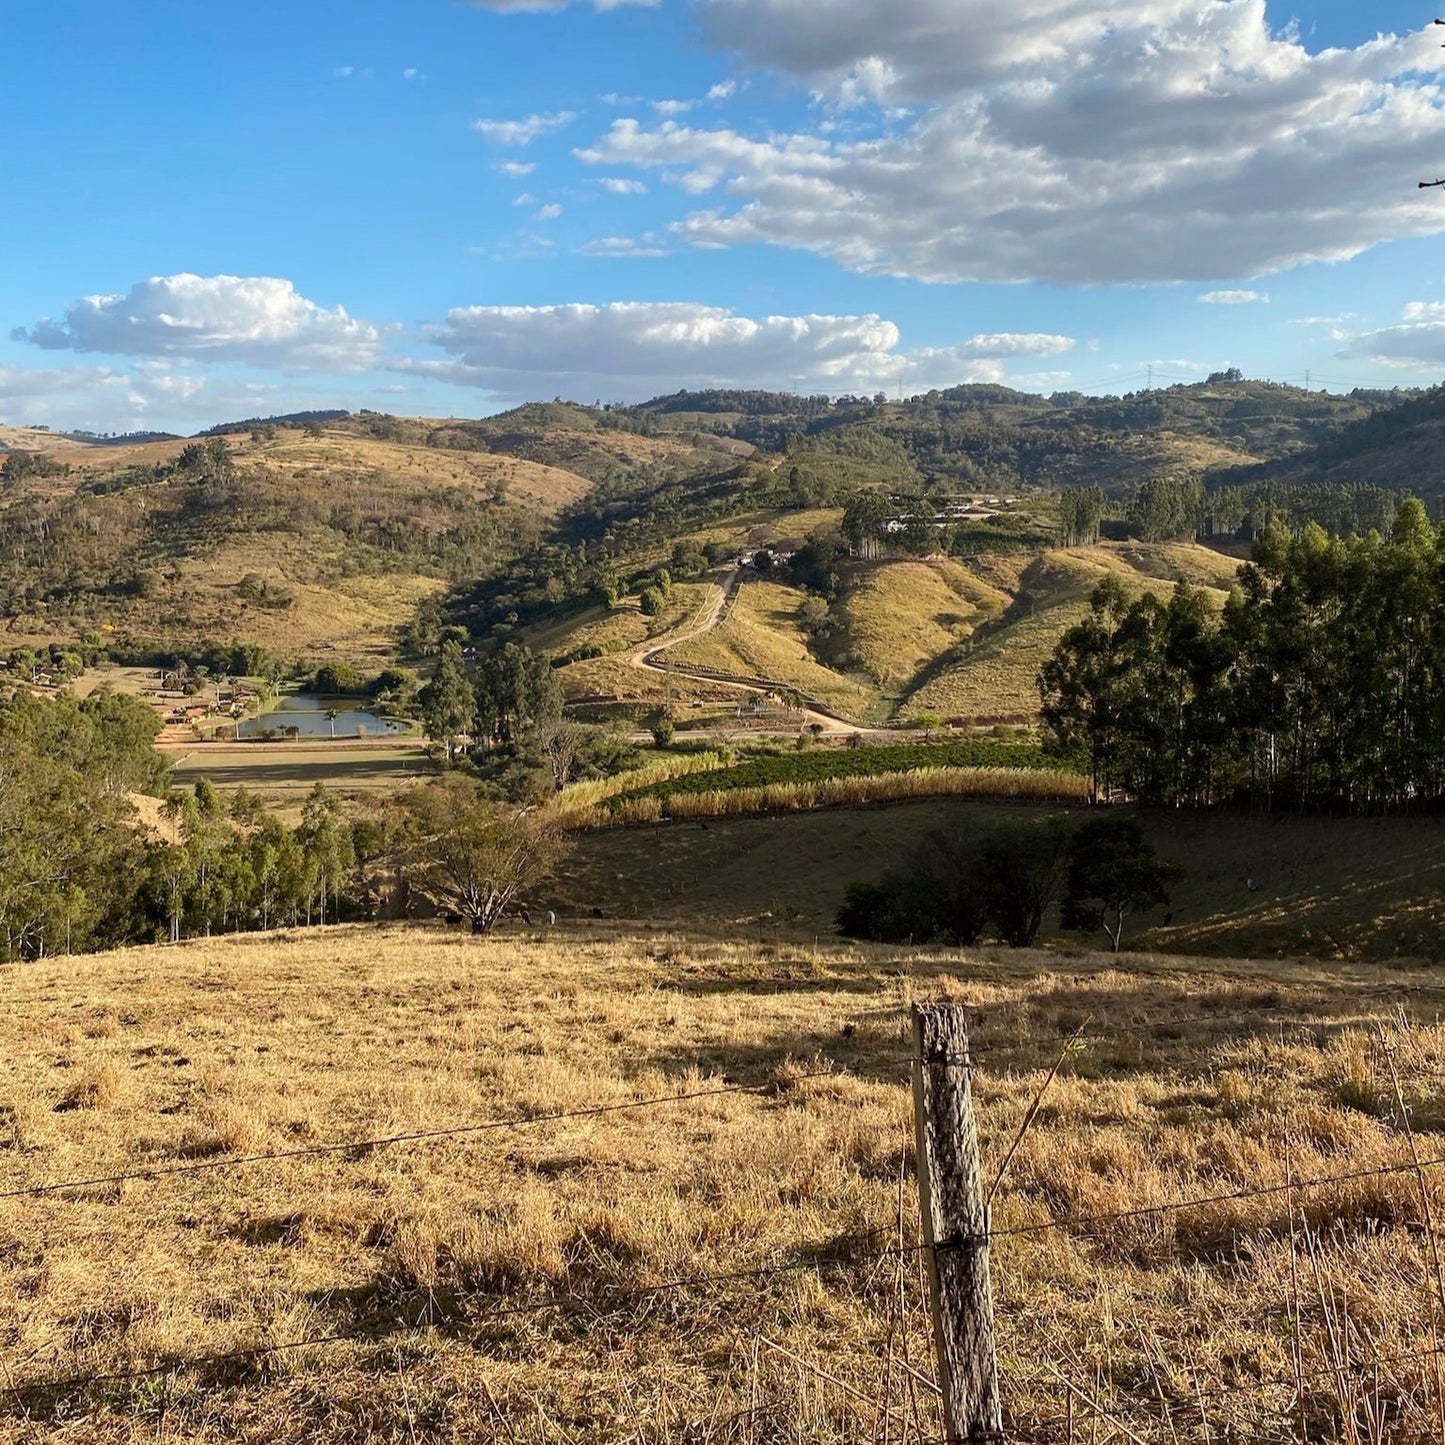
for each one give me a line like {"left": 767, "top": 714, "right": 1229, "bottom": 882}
{"left": 496, "top": 160, "right": 537, "bottom": 176}
{"left": 654, "top": 98, "right": 696, "bottom": 116}
{"left": 597, "top": 177, "right": 648, "bottom": 194}
{"left": 0, "top": 362, "right": 271, "bottom": 435}
{"left": 1199, "top": 290, "right": 1269, "bottom": 305}
{"left": 955, "top": 333, "right": 1073, "bottom": 359}
{"left": 577, "top": 235, "right": 673, "bottom": 257}
{"left": 706, "top": 81, "right": 738, "bottom": 102}
{"left": 576, "top": 8, "right": 1445, "bottom": 285}
{"left": 513, "top": 191, "right": 537, "bottom": 206}
{"left": 1340, "top": 301, "right": 1445, "bottom": 369}
{"left": 17, "top": 274, "right": 383, "bottom": 372}
{"left": 473, "top": 110, "right": 577, "bottom": 145}
{"left": 463, "top": 0, "right": 655, "bottom": 9}
{"left": 403, "top": 67, "right": 425, "bottom": 81}
{"left": 534, "top": 203, "right": 564, "bottom": 220}
{"left": 397, "top": 300, "right": 1074, "bottom": 400}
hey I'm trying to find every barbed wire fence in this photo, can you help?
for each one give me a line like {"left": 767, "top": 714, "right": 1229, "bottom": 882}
{"left": 6, "top": 1000, "right": 1445, "bottom": 1441}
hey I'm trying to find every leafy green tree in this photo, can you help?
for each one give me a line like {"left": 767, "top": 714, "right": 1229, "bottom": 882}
{"left": 974, "top": 820, "right": 1074, "bottom": 948}
{"left": 1058, "top": 486, "right": 1107, "bottom": 546}
{"left": 314, "top": 663, "right": 359, "bottom": 695}
{"left": 473, "top": 644, "right": 563, "bottom": 751}
{"left": 650, "top": 707, "right": 676, "bottom": 749}
{"left": 842, "top": 489, "right": 892, "bottom": 558}
{"left": 391, "top": 776, "right": 570, "bottom": 933}
{"left": 1062, "top": 817, "right": 1182, "bottom": 952}
{"left": 418, "top": 640, "right": 474, "bottom": 764}
{"left": 298, "top": 785, "right": 354, "bottom": 926}
{"left": 1038, "top": 577, "right": 1134, "bottom": 800}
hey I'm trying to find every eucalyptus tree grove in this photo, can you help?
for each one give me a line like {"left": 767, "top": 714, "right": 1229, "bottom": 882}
{"left": 1040, "top": 500, "right": 1445, "bottom": 810}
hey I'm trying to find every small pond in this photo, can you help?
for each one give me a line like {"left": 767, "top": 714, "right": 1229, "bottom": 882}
{"left": 237, "top": 694, "right": 409, "bottom": 740}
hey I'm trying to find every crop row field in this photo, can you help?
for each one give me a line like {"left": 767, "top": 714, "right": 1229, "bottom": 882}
{"left": 607, "top": 739, "right": 1069, "bottom": 808}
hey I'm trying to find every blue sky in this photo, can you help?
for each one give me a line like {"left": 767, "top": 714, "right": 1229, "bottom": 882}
{"left": 5, "top": 0, "right": 1445, "bottom": 432}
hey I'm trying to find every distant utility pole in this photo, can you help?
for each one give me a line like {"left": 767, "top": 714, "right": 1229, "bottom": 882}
{"left": 1305, "top": 369, "right": 1311, "bottom": 390}
{"left": 1147, "top": 363, "right": 1153, "bottom": 390}
{"left": 1424, "top": 22, "right": 1445, "bottom": 188}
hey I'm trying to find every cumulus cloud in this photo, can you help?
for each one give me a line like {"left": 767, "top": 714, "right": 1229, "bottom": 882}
{"left": 1340, "top": 301, "right": 1445, "bottom": 368}
{"left": 534, "top": 203, "right": 564, "bottom": 220}
{"left": 496, "top": 160, "right": 537, "bottom": 176}
{"left": 1199, "top": 290, "right": 1269, "bottom": 305}
{"left": 396, "top": 300, "right": 1074, "bottom": 400}
{"left": 473, "top": 110, "right": 576, "bottom": 145}
{"left": 597, "top": 176, "right": 647, "bottom": 194}
{"left": 576, "top": 5, "right": 1445, "bottom": 285}
{"left": 17, "top": 274, "right": 383, "bottom": 372}
{"left": 0, "top": 362, "right": 271, "bottom": 435}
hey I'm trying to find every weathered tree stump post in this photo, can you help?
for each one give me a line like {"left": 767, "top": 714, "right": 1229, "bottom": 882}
{"left": 911, "top": 1002, "right": 1003, "bottom": 1444}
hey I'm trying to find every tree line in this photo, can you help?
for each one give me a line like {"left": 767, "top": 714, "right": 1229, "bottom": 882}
{"left": 838, "top": 814, "right": 1178, "bottom": 953}
{"left": 1040, "top": 499, "right": 1445, "bottom": 810}
{"left": 0, "top": 689, "right": 567, "bottom": 964}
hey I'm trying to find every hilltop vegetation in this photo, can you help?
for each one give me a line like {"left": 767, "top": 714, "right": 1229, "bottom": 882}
{"left": 0, "top": 414, "right": 718, "bottom": 667}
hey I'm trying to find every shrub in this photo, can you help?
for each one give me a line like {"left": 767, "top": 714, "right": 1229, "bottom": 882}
{"left": 837, "top": 813, "right": 1168, "bottom": 950}
{"left": 650, "top": 709, "right": 676, "bottom": 749}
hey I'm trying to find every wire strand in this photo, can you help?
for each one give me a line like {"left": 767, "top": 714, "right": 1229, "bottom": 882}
{"left": 0, "top": 1072, "right": 841, "bottom": 1203}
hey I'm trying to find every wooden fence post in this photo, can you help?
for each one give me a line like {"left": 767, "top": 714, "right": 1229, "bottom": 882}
{"left": 911, "top": 1002, "right": 1003, "bottom": 1444}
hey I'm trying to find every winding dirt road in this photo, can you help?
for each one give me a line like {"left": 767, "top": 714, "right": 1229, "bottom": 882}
{"left": 626, "top": 569, "right": 858, "bottom": 735}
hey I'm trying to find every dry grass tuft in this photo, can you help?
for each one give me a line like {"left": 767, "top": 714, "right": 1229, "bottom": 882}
{"left": 54, "top": 1060, "right": 126, "bottom": 1113}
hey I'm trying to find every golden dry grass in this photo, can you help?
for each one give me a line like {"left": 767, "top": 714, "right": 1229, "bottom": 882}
{"left": 908, "top": 543, "right": 1238, "bottom": 723}
{"left": 576, "top": 766, "right": 1089, "bottom": 828}
{"left": 668, "top": 580, "right": 878, "bottom": 718}
{"left": 836, "top": 559, "right": 1008, "bottom": 690}
{"left": 3, "top": 927, "right": 1445, "bottom": 1442}
{"left": 670, "top": 507, "right": 845, "bottom": 554}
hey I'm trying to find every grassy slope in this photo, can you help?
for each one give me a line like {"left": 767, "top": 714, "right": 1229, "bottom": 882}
{"left": 554, "top": 796, "right": 1445, "bottom": 963}
{"left": 906, "top": 542, "right": 1240, "bottom": 722}
{"left": 0, "top": 425, "right": 630, "bottom": 664}
{"left": 528, "top": 541, "right": 1241, "bottom": 727}
{"left": 4, "top": 925, "right": 1443, "bottom": 1443}
{"left": 835, "top": 558, "right": 1008, "bottom": 690}
{"left": 666, "top": 579, "right": 878, "bottom": 718}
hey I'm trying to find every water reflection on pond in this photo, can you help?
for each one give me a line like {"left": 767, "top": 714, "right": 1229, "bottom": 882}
{"left": 237, "top": 694, "right": 407, "bottom": 740}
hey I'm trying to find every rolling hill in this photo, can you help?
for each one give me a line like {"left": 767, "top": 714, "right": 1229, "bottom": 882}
{"left": 0, "top": 416, "right": 718, "bottom": 667}
{"left": 0, "top": 376, "right": 1431, "bottom": 701}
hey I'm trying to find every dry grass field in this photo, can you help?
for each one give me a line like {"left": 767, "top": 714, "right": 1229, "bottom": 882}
{"left": 166, "top": 742, "right": 435, "bottom": 801}
{"left": 3, "top": 925, "right": 1444, "bottom": 1443}
{"left": 667, "top": 580, "right": 879, "bottom": 719}
{"left": 907, "top": 544, "right": 1239, "bottom": 722}
{"left": 835, "top": 559, "right": 1008, "bottom": 691}
{"left": 554, "top": 798, "right": 1445, "bottom": 963}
